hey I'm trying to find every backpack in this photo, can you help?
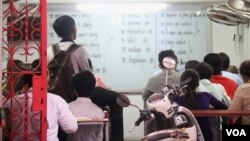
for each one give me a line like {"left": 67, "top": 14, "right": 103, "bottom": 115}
{"left": 48, "top": 43, "right": 79, "bottom": 103}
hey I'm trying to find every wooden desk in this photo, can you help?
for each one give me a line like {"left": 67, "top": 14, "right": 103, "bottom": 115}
{"left": 77, "top": 117, "right": 109, "bottom": 141}
{"left": 191, "top": 110, "right": 250, "bottom": 117}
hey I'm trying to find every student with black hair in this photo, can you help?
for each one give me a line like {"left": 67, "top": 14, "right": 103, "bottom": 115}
{"left": 68, "top": 71, "right": 104, "bottom": 141}
{"left": 229, "top": 60, "right": 250, "bottom": 124}
{"left": 204, "top": 53, "right": 237, "bottom": 99}
{"left": 196, "top": 62, "right": 231, "bottom": 141}
{"left": 47, "top": 15, "right": 91, "bottom": 73}
{"left": 88, "top": 59, "right": 125, "bottom": 141}
{"left": 173, "top": 69, "right": 228, "bottom": 141}
{"left": 196, "top": 62, "right": 231, "bottom": 105}
{"left": 185, "top": 60, "right": 199, "bottom": 70}
{"left": 143, "top": 49, "right": 181, "bottom": 101}
{"left": 4, "top": 74, "right": 78, "bottom": 141}
{"left": 48, "top": 15, "right": 124, "bottom": 141}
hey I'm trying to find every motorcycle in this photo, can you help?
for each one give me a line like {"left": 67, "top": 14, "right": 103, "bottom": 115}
{"left": 117, "top": 78, "right": 204, "bottom": 141}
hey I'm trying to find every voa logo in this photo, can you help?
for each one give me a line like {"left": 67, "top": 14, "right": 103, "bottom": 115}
{"left": 226, "top": 129, "right": 246, "bottom": 136}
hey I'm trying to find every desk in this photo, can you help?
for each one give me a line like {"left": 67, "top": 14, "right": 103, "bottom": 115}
{"left": 191, "top": 110, "right": 250, "bottom": 117}
{"left": 77, "top": 117, "right": 109, "bottom": 141}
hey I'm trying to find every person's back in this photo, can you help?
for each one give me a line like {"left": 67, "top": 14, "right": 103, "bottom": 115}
{"left": 219, "top": 52, "right": 244, "bottom": 86}
{"left": 143, "top": 50, "right": 180, "bottom": 101}
{"left": 172, "top": 69, "right": 228, "bottom": 141}
{"left": 47, "top": 15, "right": 91, "bottom": 73}
{"left": 88, "top": 57, "right": 124, "bottom": 141}
{"left": 204, "top": 53, "right": 237, "bottom": 99}
{"left": 196, "top": 62, "right": 231, "bottom": 105}
{"left": 229, "top": 60, "right": 250, "bottom": 124}
{"left": 4, "top": 74, "right": 78, "bottom": 141}
{"left": 68, "top": 71, "right": 104, "bottom": 141}
{"left": 47, "top": 15, "right": 92, "bottom": 103}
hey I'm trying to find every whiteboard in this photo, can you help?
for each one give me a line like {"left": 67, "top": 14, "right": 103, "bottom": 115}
{"left": 47, "top": 5, "right": 211, "bottom": 91}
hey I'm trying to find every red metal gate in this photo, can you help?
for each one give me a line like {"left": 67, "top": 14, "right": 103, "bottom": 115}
{"left": 1, "top": 0, "right": 47, "bottom": 140}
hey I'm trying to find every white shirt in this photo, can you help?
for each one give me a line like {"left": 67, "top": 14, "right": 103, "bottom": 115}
{"left": 4, "top": 92, "right": 78, "bottom": 141}
{"left": 222, "top": 71, "right": 244, "bottom": 86}
{"left": 196, "top": 79, "right": 231, "bottom": 105}
{"left": 68, "top": 97, "right": 105, "bottom": 141}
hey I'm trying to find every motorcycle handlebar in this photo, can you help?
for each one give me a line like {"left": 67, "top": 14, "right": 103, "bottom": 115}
{"left": 129, "top": 110, "right": 154, "bottom": 132}
{"left": 135, "top": 111, "right": 148, "bottom": 126}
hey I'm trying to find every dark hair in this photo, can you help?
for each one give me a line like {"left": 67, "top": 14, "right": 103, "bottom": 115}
{"left": 181, "top": 69, "right": 199, "bottom": 109}
{"left": 21, "top": 74, "right": 33, "bottom": 89}
{"left": 204, "top": 53, "right": 222, "bottom": 75}
{"left": 158, "top": 50, "right": 177, "bottom": 69}
{"left": 239, "top": 60, "right": 250, "bottom": 78}
{"left": 185, "top": 60, "right": 199, "bottom": 70}
{"left": 88, "top": 59, "right": 93, "bottom": 70}
{"left": 31, "top": 59, "right": 40, "bottom": 72}
{"left": 219, "top": 52, "right": 230, "bottom": 70}
{"left": 53, "top": 15, "right": 75, "bottom": 38}
{"left": 72, "top": 70, "right": 96, "bottom": 97}
{"left": 195, "top": 62, "right": 213, "bottom": 80}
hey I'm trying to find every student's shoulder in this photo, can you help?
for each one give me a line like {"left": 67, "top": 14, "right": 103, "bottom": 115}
{"left": 48, "top": 93, "right": 67, "bottom": 103}
{"left": 197, "top": 91, "right": 214, "bottom": 98}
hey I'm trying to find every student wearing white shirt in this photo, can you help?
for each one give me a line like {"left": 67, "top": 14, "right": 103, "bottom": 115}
{"left": 195, "top": 62, "right": 230, "bottom": 141}
{"left": 4, "top": 74, "right": 78, "bottom": 141}
{"left": 68, "top": 70, "right": 104, "bottom": 141}
{"left": 195, "top": 62, "right": 231, "bottom": 105}
{"left": 219, "top": 52, "right": 244, "bottom": 86}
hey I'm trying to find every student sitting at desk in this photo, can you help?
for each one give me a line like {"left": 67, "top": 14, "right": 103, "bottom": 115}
{"left": 228, "top": 60, "right": 250, "bottom": 124}
{"left": 68, "top": 70, "right": 105, "bottom": 141}
{"left": 4, "top": 74, "right": 78, "bottom": 141}
{"left": 172, "top": 69, "right": 228, "bottom": 141}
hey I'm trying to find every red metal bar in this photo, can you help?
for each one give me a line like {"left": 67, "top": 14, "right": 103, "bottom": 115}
{"left": 40, "top": 0, "right": 47, "bottom": 140}
{"left": 192, "top": 110, "right": 250, "bottom": 117}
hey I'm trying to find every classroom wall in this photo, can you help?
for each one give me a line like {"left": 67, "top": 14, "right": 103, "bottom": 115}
{"left": 1, "top": 0, "right": 250, "bottom": 141}
{"left": 46, "top": 0, "right": 249, "bottom": 68}
{"left": 48, "top": 0, "right": 226, "bottom": 4}
{"left": 211, "top": 22, "right": 249, "bottom": 68}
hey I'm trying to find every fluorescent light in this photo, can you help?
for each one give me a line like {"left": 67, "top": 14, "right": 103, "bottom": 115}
{"left": 77, "top": 3, "right": 168, "bottom": 14}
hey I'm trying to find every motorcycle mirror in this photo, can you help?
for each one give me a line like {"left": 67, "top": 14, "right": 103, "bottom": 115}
{"left": 116, "top": 94, "right": 131, "bottom": 107}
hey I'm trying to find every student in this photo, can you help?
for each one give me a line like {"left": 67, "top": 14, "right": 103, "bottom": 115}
{"left": 195, "top": 62, "right": 231, "bottom": 105}
{"left": 185, "top": 60, "right": 199, "bottom": 70}
{"left": 88, "top": 59, "right": 125, "bottom": 141}
{"left": 219, "top": 52, "right": 243, "bottom": 86}
{"left": 172, "top": 69, "right": 228, "bottom": 141}
{"left": 68, "top": 71, "right": 104, "bottom": 141}
{"left": 4, "top": 74, "right": 78, "bottom": 141}
{"left": 195, "top": 62, "right": 230, "bottom": 141}
{"left": 204, "top": 53, "right": 237, "bottom": 99}
{"left": 143, "top": 50, "right": 181, "bottom": 101}
{"left": 47, "top": 15, "right": 91, "bottom": 73}
{"left": 229, "top": 60, "right": 250, "bottom": 124}
{"left": 91, "top": 87, "right": 124, "bottom": 141}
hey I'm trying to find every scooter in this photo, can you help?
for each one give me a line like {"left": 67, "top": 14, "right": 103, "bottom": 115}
{"left": 117, "top": 78, "right": 204, "bottom": 141}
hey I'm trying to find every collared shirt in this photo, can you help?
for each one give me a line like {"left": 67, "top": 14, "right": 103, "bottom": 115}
{"left": 4, "top": 92, "right": 78, "bottom": 141}
{"left": 47, "top": 41, "right": 91, "bottom": 73}
{"left": 196, "top": 79, "right": 231, "bottom": 105}
{"left": 222, "top": 71, "right": 244, "bottom": 86}
{"left": 68, "top": 97, "right": 105, "bottom": 141}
